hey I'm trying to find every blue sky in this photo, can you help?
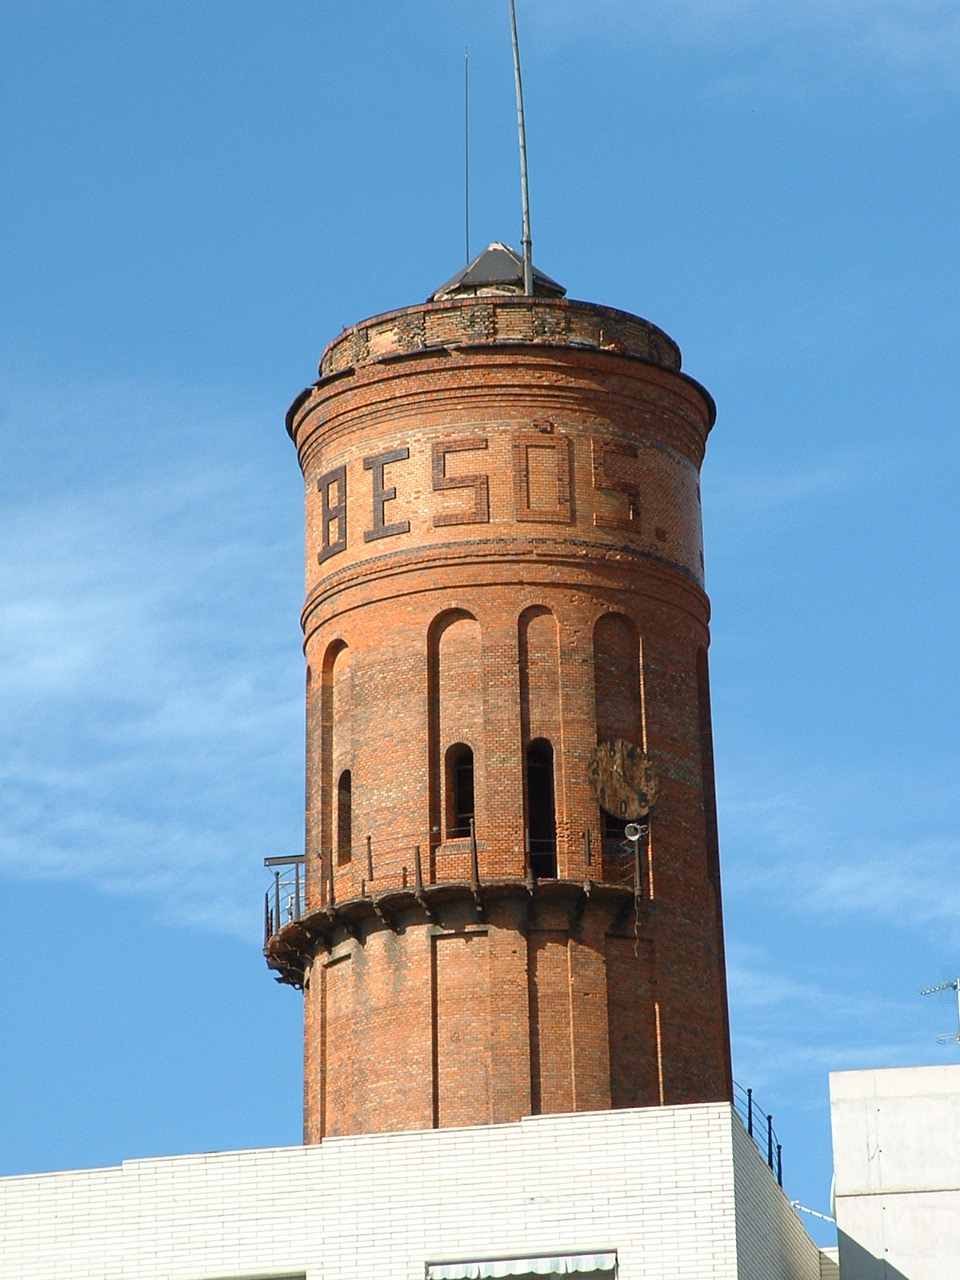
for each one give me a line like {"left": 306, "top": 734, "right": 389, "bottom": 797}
{"left": 3, "top": 0, "right": 960, "bottom": 1246}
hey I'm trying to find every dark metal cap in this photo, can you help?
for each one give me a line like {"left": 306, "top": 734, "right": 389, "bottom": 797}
{"left": 429, "top": 241, "right": 566, "bottom": 301}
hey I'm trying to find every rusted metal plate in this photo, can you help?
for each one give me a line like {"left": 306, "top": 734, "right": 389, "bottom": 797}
{"left": 588, "top": 739, "right": 658, "bottom": 819}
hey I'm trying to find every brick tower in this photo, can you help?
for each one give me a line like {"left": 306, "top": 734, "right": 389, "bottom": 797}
{"left": 267, "top": 243, "right": 732, "bottom": 1141}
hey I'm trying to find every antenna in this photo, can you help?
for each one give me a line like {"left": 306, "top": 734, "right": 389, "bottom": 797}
{"left": 464, "top": 47, "right": 470, "bottom": 264}
{"left": 508, "top": 0, "right": 533, "bottom": 295}
{"left": 920, "top": 977, "right": 960, "bottom": 1044}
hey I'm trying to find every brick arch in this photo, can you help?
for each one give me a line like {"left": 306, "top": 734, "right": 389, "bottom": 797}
{"left": 305, "top": 663, "right": 318, "bottom": 896}
{"left": 518, "top": 605, "right": 559, "bottom": 745}
{"left": 593, "top": 612, "right": 642, "bottom": 746}
{"left": 518, "top": 607, "right": 562, "bottom": 875}
{"left": 427, "top": 610, "right": 483, "bottom": 859}
{"left": 427, "top": 606, "right": 477, "bottom": 642}
{"left": 320, "top": 639, "right": 350, "bottom": 886}
{"left": 696, "top": 647, "right": 720, "bottom": 889}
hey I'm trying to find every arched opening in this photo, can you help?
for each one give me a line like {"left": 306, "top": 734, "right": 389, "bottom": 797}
{"left": 322, "top": 639, "right": 350, "bottom": 876}
{"left": 696, "top": 646, "right": 721, "bottom": 889}
{"left": 336, "top": 769, "right": 352, "bottom": 864}
{"left": 427, "top": 609, "right": 481, "bottom": 853}
{"left": 526, "top": 738, "right": 556, "bottom": 878}
{"left": 445, "top": 743, "right": 475, "bottom": 838}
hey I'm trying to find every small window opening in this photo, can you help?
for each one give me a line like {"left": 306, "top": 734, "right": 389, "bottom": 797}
{"left": 446, "top": 744, "right": 475, "bottom": 838}
{"left": 601, "top": 807, "right": 630, "bottom": 886}
{"left": 337, "top": 769, "right": 352, "bottom": 864}
{"left": 526, "top": 739, "right": 557, "bottom": 878}
{"left": 602, "top": 809, "right": 629, "bottom": 847}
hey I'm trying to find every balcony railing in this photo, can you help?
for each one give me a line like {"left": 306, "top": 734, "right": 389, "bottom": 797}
{"left": 264, "top": 856, "right": 305, "bottom": 945}
{"left": 263, "top": 823, "right": 653, "bottom": 947}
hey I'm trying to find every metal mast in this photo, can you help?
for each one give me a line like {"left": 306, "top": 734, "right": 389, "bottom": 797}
{"left": 464, "top": 48, "right": 470, "bottom": 264}
{"left": 508, "top": 0, "right": 533, "bottom": 295}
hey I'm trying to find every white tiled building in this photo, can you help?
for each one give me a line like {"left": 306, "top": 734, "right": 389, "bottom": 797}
{"left": 0, "top": 1103, "right": 823, "bottom": 1280}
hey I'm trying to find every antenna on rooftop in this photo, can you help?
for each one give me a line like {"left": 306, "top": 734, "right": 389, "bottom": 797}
{"left": 464, "top": 47, "right": 470, "bottom": 264}
{"left": 920, "top": 977, "right": 960, "bottom": 1044}
{"left": 508, "top": 0, "right": 533, "bottom": 295}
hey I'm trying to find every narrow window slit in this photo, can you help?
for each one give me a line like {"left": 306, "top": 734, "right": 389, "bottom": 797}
{"left": 337, "top": 769, "right": 352, "bottom": 864}
{"left": 446, "top": 744, "right": 474, "bottom": 838}
{"left": 526, "top": 739, "right": 557, "bottom": 878}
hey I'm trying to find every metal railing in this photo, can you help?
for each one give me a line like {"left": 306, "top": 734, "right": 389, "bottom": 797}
{"left": 733, "top": 1080, "right": 783, "bottom": 1187}
{"left": 264, "top": 856, "right": 305, "bottom": 945}
{"left": 264, "top": 821, "right": 651, "bottom": 945}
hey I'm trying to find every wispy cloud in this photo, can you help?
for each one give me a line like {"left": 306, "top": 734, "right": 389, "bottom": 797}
{"left": 726, "top": 938, "right": 940, "bottom": 1114}
{"left": 720, "top": 756, "right": 960, "bottom": 942}
{"left": 727, "top": 944, "right": 858, "bottom": 1016}
{"left": 707, "top": 449, "right": 891, "bottom": 518}
{"left": 0, "top": 379, "right": 303, "bottom": 939}
{"left": 521, "top": 0, "right": 960, "bottom": 87}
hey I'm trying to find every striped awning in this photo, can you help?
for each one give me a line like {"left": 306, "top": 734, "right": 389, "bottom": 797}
{"left": 427, "top": 1254, "right": 617, "bottom": 1279}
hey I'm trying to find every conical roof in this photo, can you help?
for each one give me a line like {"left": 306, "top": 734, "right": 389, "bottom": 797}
{"left": 429, "top": 242, "right": 566, "bottom": 301}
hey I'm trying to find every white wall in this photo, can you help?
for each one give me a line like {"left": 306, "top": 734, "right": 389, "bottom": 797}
{"left": 830, "top": 1064, "right": 960, "bottom": 1280}
{"left": 732, "top": 1120, "right": 823, "bottom": 1280}
{"left": 0, "top": 1104, "right": 819, "bottom": 1280}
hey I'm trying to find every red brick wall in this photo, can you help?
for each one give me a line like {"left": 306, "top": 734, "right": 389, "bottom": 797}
{"left": 285, "top": 294, "right": 732, "bottom": 1141}
{"left": 433, "top": 930, "right": 491, "bottom": 1127}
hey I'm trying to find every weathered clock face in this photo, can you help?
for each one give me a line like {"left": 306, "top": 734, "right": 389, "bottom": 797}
{"left": 587, "top": 739, "right": 658, "bottom": 820}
